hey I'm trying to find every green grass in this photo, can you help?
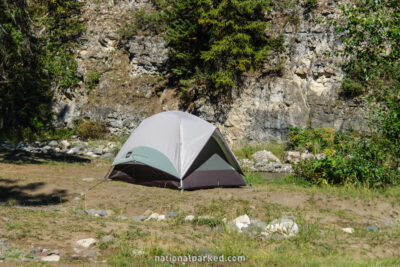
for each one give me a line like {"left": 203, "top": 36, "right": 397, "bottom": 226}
{"left": 234, "top": 142, "right": 285, "bottom": 160}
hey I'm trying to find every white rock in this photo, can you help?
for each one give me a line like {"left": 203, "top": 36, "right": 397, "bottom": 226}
{"left": 300, "top": 152, "right": 315, "bottom": 161}
{"left": 232, "top": 214, "right": 251, "bottom": 232}
{"left": 252, "top": 150, "right": 281, "bottom": 163}
{"left": 283, "top": 151, "right": 301, "bottom": 164}
{"left": 76, "top": 238, "right": 97, "bottom": 248}
{"left": 145, "top": 213, "right": 160, "bottom": 221}
{"left": 157, "top": 215, "right": 167, "bottom": 221}
{"left": 264, "top": 217, "right": 299, "bottom": 237}
{"left": 41, "top": 255, "right": 60, "bottom": 262}
{"left": 342, "top": 227, "right": 354, "bottom": 234}
{"left": 132, "top": 249, "right": 144, "bottom": 256}
{"left": 61, "top": 140, "right": 71, "bottom": 149}
{"left": 184, "top": 215, "right": 195, "bottom": 222}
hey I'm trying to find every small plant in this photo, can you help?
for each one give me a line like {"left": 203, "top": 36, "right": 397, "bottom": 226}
{"left": 74, "top": 119, "right": 108, "bottom": 140}
{"left": 85, "top": 70, "right": 100, "bottom": 91}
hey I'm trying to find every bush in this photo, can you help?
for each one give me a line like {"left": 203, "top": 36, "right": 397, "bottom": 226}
{"left": 85, "top": 70, "right": 100, "bottom": 91}
{"left": 286, "top": 127, "right": 336, "bottom": 154}
{"left": 74, "top": 119, "right": 108, "bottom": 140}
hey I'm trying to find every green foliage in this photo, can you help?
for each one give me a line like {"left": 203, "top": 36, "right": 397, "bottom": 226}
{"left": 0, "top": 0, "right": 83, "bottom": 139}
{"left": 74, "top": 119, "right": 109, "bottom": 140}
{"left": 159, "top": 0, "right": 284, "bottom": 93}
{"left": 85, "top": 70, "right": 100, "bottom": 91}
{"left": 293, "top": 0, "right": 400, "bottom": 188}
{"left": 333, "top": 0, "right": 400, "bottom": 98}
{"left": 286, "top": 127, "right": 336, "bottom": 154}
{"left": 293, "top": 135, "right": 400, "bottom": 188}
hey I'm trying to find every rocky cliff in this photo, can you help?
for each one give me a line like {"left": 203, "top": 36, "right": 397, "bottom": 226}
{"left": 52, "top": 0, "right": 367, "bottom": 145}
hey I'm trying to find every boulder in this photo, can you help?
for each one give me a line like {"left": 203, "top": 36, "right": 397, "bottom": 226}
{"left": 316, "top": 153, "right": 327, "bottom": 160}
{"left": 76, "top": 238, "right": 97, "bottom": 248}
{"left": 262, "top": 217, "right": 299, "bottom": 238}
{"left": 41, "top": 254, "right": 60, "bottom": 262}
{"left": 300, "top": 152, "right": 315, "bottom": 161}
{"left": 167, "top": 212, "right": 177, "bottom": 218}
{"left": 231, "top": 214, "right": 251, "bottom": 232}
{"left": 342, "top": 227, "right": 354, "bottom": 234}
{"left": 48, "top": 140, "right": 59, "bottom": 147}
{"left": 87, "top": 209, "right": 107, "bottom": 217}
{"left": 61, "top": 140, "right": 71, "bottom": 149}
{"left": 283, "top": 151, "right": 301, "bottom": 164}
{"left": 101, "top": 152, "right": 114, "bottom": 159}
{"left": 145, "top": 213, "right": 160, "bottom": 221}
{"left": 184, "top": 215, "right": 195, "bottom": 222}
{"left": 92, "top": 148, "right": 103, "bottom": 155}
{"left": 132, "top": 216, "right": 145, "bottom": 222}
{"left": 252, "top": 150, "right": 281, "bottom": 163}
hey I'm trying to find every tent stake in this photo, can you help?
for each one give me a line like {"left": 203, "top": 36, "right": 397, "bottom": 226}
{"left": 243, "top": 175, "right": 252, "bottom": 188}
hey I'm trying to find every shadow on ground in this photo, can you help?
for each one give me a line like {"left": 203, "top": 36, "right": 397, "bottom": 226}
{"left": 0, "top": 147, "right": 91, "bottom": 164}
{"left": 0, "top": 178, "right": 67, "bottom": 206}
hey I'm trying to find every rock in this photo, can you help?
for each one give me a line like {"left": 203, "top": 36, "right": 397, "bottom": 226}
{"left": 232, "top": 214, "right": 251, "bottom": 232}
{"left": 76, "top": 210, "right": 87, "bottom": 215}
{"left": 101, "top": 235, "right": 114, "bottom": 243}
{"left": 117, "top": 215, "right": 128, "bottom": 220}
{"left": 167, "top": 212, "right": 177, "bottom": 218}
{"left": 2, "top": 217, "right": 9, "bottom": 222}
{"left": 41, "top": 255, "right": 60, "bottom": 262}
{"left": 283, "top": 151, "right": 301, "bottom": 164}
{"left": 301, "top": 152, "right": 315, "bottom": 161}
{"left": 142, "top": 209, "right": 153, "bottom": 218}
{"left": 61, "top": 140, "right": 71, "bottom": 149}
{"left": 262, "top": 217, "right": 299, "bottom": 238}
{"left": 145, "top": 213, "right": 160, "bottom": 221}
{"left": 239, "top": 158, "right": 257, "bottom": 172}
{"left": 76, "top": 238, "right": 97, "bottom": 248}
{"left": 342, "top": 227, "right": 354, "bottom": 234}
{"left": 131, "top": 249, "right": 144, "bottom": 256}
{"left": 83, "top": 177, "right": 95, "bottom": 182}
{"left": 252, "top": 150, "right": 281, "bottom": 163}
{"left": 157, "top": 215, "right": 167, "bottom": 221}
{"left": 48, "top": 140, "right": 59, "bottom": 147}
{"left": 184, "top": 215, "right": 195, "bottom": 222}
{"left": 85, "top": 151, "right": 98, "bottom": 158}
{"left": 245, "top": 221, "right": 267, "bottom": 233}
{"left": 73, "top": 197, "right": 81, "bottom": 201}
{"left": 67, "top": 147, "right": 81, "bottom": 155}
{"left": 92, "top": 148, "right": 103, "bottom": 155}
{"left": 132, "top": 216, "right": 145, "bottom": 222}
{"left": 366, "top": 225, "right": 379, "bottom": 232}
{"left": 87, "top": 209, "right": 107, "bottom": 217}
{"left": 101, "top": 152, "right": 114, "bottom": 159}
{"left": 316, "top": 153, "right": 327, "bottom": 160}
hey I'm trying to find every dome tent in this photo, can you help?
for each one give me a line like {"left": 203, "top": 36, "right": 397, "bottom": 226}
{"left": 108, "top": 111, "right": 247, "bottom": 190}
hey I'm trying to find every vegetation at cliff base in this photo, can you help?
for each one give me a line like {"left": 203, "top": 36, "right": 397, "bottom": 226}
{"left": 293, "top": 0, "right": 400, "bottom": 189}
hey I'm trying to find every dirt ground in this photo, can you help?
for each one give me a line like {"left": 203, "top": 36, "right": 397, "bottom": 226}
{"left": 0, "top": 148, "right": 399, "bottom": 266}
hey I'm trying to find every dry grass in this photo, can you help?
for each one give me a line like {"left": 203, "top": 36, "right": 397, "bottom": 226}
{"left": 0, "top": 156, "right": 399, "bottom": 266}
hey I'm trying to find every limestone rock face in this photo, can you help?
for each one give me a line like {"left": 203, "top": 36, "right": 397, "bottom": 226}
{"left": 51, "top": 0, "right": 367, "bottom": 144}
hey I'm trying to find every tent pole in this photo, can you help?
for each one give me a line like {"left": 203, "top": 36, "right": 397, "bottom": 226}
{"left": 180, "top": 179, "right": 183, "bottom": 193}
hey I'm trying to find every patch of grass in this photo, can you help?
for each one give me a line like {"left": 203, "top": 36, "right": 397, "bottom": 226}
{"left": 246, "top": 172, "right": 268, "bottom": 186}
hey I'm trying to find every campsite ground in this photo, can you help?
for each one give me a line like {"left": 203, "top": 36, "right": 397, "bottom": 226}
{"left": 0, "top": 147, "right": 400, "bottom": 266}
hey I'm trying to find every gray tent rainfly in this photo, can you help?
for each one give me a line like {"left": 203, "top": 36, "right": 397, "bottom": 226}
{"left": 108, "top": 111, "right": 247, "bottom": 190}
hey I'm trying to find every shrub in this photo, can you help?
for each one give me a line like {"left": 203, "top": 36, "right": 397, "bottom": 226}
{"left": 286, "top": 127, "right": 336, "bottom": 154}
{"left": 74, "top": 119, "right": 108, "bottom": 140}
{"left": 85, "top": 70, "right": 100, "bottom": 91}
